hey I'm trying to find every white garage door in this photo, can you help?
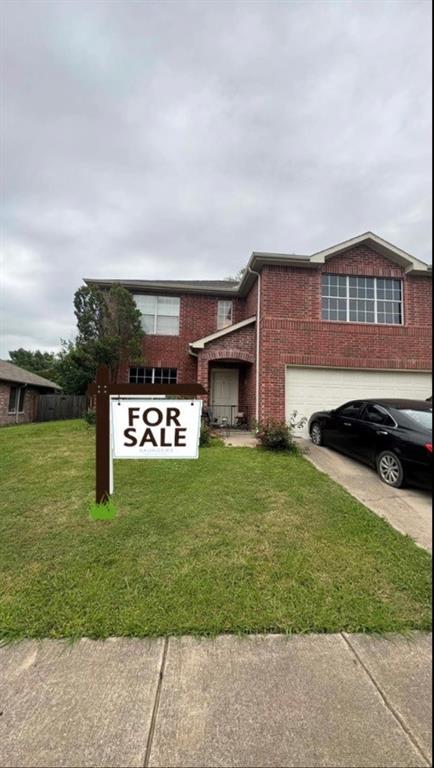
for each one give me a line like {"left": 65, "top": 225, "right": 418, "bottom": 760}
{"left": 285, "top": 367, "right": 432, "bottom": 437}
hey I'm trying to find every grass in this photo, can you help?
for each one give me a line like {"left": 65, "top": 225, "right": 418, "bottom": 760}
{"left": 89, "top": 499, "right": 117, "bottom": 521}
{"left": 0, "top": 419, "right": 431, "bottom": 640}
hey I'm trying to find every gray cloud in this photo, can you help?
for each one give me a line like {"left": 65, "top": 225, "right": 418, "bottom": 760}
{"left": 0, "top": 0, "right": 431, "bottom": 356}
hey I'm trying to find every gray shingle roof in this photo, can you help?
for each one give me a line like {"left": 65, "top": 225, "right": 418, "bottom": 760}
{"left": 0, "top": 360, "right": 61, "bottom": 389}
{"left": 84, "top": 234, "right": 431, "bottom": 299}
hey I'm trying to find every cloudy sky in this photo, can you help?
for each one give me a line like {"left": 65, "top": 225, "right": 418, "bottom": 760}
{"left": 0, "top": 0, "right": 432, "bottom": 357}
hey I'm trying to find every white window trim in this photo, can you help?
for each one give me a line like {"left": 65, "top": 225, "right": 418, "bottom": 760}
{"left": 134, "top": 295, "right": 180, "bottom": 336}
{"left": 217, "top": 300, "right": 233, "bottom": 330}
{"left": 321, "top": 275, "right": 403, "bottom": 326}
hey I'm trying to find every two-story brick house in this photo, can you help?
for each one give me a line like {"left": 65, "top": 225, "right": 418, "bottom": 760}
{"left": 85, "top": 232, "right": 432, "bottom": 435}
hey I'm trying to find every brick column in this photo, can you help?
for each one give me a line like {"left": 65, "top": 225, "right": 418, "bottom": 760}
{"left": 196, "top": 354, "right": 209, "bottom": 406}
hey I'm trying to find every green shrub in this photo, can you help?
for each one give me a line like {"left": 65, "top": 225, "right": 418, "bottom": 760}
{"left": 200, "top": 422, "right": 211, "bottom": 446}
{"left": 255, "top": 412, "right": 306, "bottom": 452}
{"left": 200, "top": 422, "right": 225, "bottom": 447}
{"left": 84, "top": 409, "right": 96, "bottom": 426}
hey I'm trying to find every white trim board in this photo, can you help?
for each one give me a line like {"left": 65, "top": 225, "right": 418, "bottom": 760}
{"left": 310, "top": 231, "right": 430, "bottom": 273}
{"left": 189, "top": 316, "right": 256, "bottom": 350}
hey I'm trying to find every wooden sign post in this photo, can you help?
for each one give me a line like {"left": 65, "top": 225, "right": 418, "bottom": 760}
{"left": 88, "top": 365, "right": 206, "bottom": 504}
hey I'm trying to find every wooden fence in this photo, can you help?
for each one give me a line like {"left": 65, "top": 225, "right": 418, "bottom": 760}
{"left": 36, "top": 394, "right": 87, "bottom": 422}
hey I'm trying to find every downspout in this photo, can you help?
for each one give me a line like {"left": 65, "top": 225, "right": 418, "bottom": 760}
{"left": 247, "top": 267, "right": 261, "bottom": 424}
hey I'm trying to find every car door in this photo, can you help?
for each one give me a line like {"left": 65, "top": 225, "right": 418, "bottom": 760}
{"left": 326, "top": 400, "right": 364, "bottom": 456}
{"left": 357, "top": 404, "right": 396, "bottom": 466}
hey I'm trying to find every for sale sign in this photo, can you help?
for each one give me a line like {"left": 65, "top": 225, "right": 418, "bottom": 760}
{"left": 111, "top": 399, "right": 202, "bottom": 459}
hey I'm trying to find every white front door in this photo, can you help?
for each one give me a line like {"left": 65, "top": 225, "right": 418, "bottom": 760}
{"left": 211, "top": 368, "right": 239, "bottom": 425}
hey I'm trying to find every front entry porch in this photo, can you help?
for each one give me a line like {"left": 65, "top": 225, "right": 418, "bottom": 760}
{"left": 203, "top": 362, "right": 252, "bottom": 428}
{"left": 192, "top": 321, "right": 256, "bottom": 428}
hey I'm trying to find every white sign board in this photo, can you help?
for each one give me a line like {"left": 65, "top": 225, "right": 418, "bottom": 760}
{"left": 111, "top": 398, "right": 202, "bottom": 460}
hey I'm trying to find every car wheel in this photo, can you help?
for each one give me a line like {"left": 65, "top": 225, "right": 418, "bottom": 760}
{"left": 310, "top": 422, "right": 323, "bottom": 446}
{"left": 376, "top": 451, "right": 405, "bottom": 488}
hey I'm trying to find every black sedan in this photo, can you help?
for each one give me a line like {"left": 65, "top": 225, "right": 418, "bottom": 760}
{"left": 308, "top": 399, "right": 432, "bottom": 489}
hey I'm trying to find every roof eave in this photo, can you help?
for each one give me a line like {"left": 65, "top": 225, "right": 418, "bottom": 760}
{"left": 237, "top": 252, "right": 314, "bottom": 295}
{"left": 84, "top": 278, "right": 240, "bottom": 296}
{"left": 0, "top": 376, "right": 61, "bottom": 389}
{"left": 189, "top": 316, "right": 256, "bottom": 349}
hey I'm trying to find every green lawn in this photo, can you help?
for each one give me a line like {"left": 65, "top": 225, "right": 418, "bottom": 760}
{"left": 0, "top": 420, "right": 431, "bottom": 640}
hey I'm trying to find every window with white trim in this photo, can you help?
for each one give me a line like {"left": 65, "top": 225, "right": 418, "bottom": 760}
{"left": 8, "top": 386, "right": 25, "bottom": 413}
{"left": 129, "top": 367, "right": 177, "bottom": 384}
{"left": 321, "top": 275, "right": 403, "bottom": 324}
{"left": 217, "top": 300, "right": 233, "bottom": 330}
{"left": 133, "top": 295, "right": 180, "bottom": 335}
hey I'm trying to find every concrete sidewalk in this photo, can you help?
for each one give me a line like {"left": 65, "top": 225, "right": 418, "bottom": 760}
{"left": 0, "top": 632, "right": 431, "bottom": 768}
{"left": 222, "top": 430, "right": 258, "bottom": 447}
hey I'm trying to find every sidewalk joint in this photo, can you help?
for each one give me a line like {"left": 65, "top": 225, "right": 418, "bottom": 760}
{"left": 340, "top": 632, "right": 431, "bottom": 767}
{"left": 143, "top": 637, "right": 169, "bottom": 767}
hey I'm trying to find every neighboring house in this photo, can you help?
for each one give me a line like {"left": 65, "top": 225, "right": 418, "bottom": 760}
{"left": 85, "top": 232, "right": 432, "bottom": 435}
{"left": 0, "top": 360, "right": 61, "bottom": 426}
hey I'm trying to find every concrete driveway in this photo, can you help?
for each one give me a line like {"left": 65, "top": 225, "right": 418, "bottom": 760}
{"left": 301, "top": 440, "right": 432, "bottom": 553}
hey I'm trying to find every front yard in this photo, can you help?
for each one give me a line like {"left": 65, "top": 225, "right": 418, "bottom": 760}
{"left": 0, "top": 420, "right": 431, "bottom": 640}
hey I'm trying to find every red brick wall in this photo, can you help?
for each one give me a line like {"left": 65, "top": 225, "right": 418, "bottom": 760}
{"left": 0, "top": 383, "right": 39, "bottom": 426}
{"left": 259, "top": 246, "right": 432, "bottom": 420}
{"left": 118, "top": 292, "right": 249, "bottom": 384}
{"left": 245, "top": 278, "right": 258, "bottom": 318}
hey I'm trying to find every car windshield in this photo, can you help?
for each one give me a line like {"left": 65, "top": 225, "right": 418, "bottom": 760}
{"left": 400, "top": 409, "right": 432, "bottom": 431}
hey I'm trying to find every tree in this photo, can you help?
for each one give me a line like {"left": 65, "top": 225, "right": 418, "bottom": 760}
{"left": 73, "top": 284, "right": 145, "bottom": 384}
{"left": 56, "top": 340, "right": 97, "bottom": 395}
{"left": 8, "top": 348, "right": 62, "bottom": 384}
{"left": 224, "top": 267, "right": 246, "bottom": 282}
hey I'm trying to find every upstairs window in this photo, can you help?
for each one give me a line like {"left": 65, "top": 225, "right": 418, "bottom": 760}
{"left": 134, "top": 295, "right": 180, "bottom": 335}
{"left": 321, "top": 275, "right": 403, "bottom": 325}
{"left": 217, "top": 300, "right": 233, "bottom": 330}
{"left": 8, "top": 386, "right": 25, "bottom": 413}
{"left": 129, "top": 367, "right": 177, "bottom": 384}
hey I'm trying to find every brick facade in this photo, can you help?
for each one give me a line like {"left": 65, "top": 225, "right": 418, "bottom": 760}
{"left": 259, "top": 246, "right": 432, "bottom": 420}
{"left": 0, "top": 382, "right": 39, "bottom": 426}
{"left": 116, "top": 242, "right": 431, "bottom": 426}
{"left": 117, "top": 293, "right": 250, "bottom": 385}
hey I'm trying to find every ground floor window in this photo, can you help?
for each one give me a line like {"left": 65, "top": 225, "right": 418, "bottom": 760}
{"left": 129, "top": 367, "right": 177, "bottom": 384}
{"left": 8, "top": 386, "right": 25, "bottom": 413}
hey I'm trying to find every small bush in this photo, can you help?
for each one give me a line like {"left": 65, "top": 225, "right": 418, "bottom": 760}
{"left": 200, "top": 422, "right": 211, "bottom": 446}
{"left": 200, "top": 422, "right": 225, "bottom": 447}
{"left": 84, "top": 409, "right": 96, "bottom": 426}
{"left": 255, "top": 412, "right": 306, "bottom": 452}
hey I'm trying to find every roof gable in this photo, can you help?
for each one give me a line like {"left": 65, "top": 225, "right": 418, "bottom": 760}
{"left": 309, "top": 232, "right": 430, "bottom": 273}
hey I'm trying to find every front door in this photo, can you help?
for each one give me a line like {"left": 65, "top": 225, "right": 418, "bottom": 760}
{"left": 211, "top": 369, "right": 239, "bottom": 425}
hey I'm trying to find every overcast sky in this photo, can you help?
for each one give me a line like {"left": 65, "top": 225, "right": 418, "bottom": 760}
{"left": 0, "top": 0, "right": 432, "bottom": 357}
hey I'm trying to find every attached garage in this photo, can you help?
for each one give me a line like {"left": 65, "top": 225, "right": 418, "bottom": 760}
{"left": 285, "top": 366, "right": 432, "bottom": 437}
